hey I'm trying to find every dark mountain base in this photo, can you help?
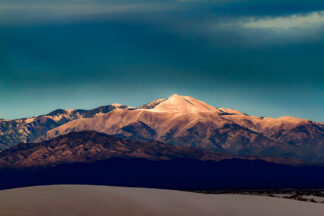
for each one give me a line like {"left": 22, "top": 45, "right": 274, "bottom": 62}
{"left": 1, "top": 158, "right": 324, "bottom": 190}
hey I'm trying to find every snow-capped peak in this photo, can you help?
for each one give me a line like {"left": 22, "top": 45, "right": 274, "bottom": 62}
{"left": 150, "top": 94, "right": 220, "bottom": 113}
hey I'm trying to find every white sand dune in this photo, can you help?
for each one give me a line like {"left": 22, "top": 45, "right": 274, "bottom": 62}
{"left": 0, "top": 185, "right": 323, "bottom": 216}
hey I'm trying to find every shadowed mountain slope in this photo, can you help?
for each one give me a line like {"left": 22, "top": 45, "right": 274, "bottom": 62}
{"left": 0, "top": 131, "right": 322, "bottom": 190}
{"left": 1, "top": 157, "right": 324, "bottom": 190}
{"left": 0, "top": 131, "right": 299, "bottom": 168}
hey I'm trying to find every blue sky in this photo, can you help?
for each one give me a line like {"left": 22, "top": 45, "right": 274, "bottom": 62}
{"left": 0, "top": 0, "right": 323, "bottom": 121}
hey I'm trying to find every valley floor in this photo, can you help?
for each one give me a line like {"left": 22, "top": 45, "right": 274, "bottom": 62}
{"left": 191, "top": 188, "right": 324, "bottom": 204}
{"left": 0, "top": 185, "right": 324, "bottom": 216}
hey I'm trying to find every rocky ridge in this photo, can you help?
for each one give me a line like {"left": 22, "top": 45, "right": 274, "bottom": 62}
{"left": 0, "top": 131, "right": 300, "bottom": 168}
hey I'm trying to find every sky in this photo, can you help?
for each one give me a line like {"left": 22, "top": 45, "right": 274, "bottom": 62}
{"left": 0, "top": 0, "right": 323, "bottom": 122}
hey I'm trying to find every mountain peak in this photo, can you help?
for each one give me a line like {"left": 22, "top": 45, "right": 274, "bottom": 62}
{"left": 150, "top": 94, "right": 220, "bottom": 113}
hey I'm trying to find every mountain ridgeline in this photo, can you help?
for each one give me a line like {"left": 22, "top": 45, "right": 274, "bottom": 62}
{"left": 0, "top": 131, "right": 323, "bottom": 190}
{"left": 1, "top": 94, "right": 323, "bottom": 163}
{"left": 0, "top": 104, "right": 128, "bottom": 149}
{"left": 0, "top": 131, "right": 300, "bottom": 169}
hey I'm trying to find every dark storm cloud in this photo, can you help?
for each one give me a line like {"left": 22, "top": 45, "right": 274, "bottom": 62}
{"left": 0, "top": 0, "right": 323, "bottom": 121}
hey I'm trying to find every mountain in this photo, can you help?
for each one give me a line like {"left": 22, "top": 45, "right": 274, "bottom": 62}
{"left": 0, "top": 131, "right": 323, "bottom": 190}
{"left": 0, "top": 104, "right": 129, "bottom": 150}
{"left": 1, "top": 94, "right": 323, "bottom": 163}
{"left": 42, "top": 94, "right": 324, "bottom": 163}
{"left": 0, "top": 131, "right": 299, "bottom": 168}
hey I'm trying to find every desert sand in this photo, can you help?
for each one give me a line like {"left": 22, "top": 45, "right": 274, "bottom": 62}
{"left": 0, "top": 185, "right": 323, "bottom": 216}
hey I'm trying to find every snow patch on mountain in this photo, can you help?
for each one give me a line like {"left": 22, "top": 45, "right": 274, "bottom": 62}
{"left": 148, "top": 94, "right": 221, "bottom": 113}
